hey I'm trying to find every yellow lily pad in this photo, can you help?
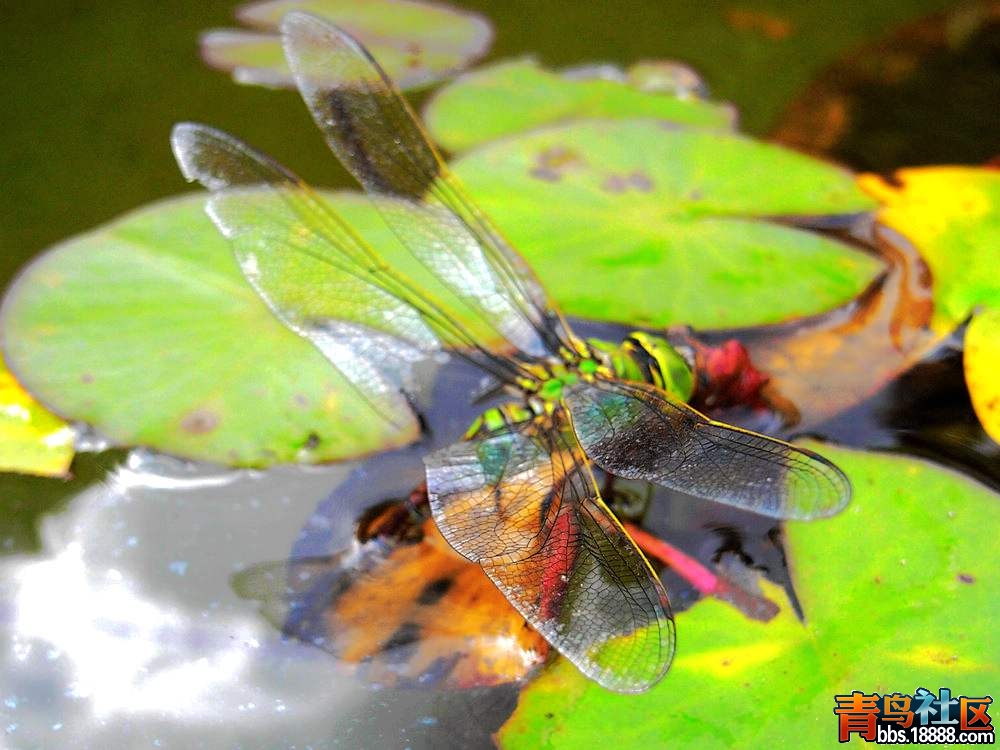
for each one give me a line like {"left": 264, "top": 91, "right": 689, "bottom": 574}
{"left": 965, "top": 308, "right": 1000, "bottom": 445}
{"left": 0, "top": 358, "right": 73, "bottom": 477}
{"left": 859, "top": 167, "right": 1000, "bottom": 331}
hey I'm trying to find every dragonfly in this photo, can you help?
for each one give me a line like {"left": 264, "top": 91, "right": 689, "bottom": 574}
{"left": 172, "top": 11, "right": 851, "bottom": 693}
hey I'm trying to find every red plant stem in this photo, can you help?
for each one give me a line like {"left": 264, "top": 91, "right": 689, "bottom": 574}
{"left": 623, "top": 521, "right": 719, "bottom": 595}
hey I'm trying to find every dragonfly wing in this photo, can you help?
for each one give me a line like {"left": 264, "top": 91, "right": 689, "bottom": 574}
{"left": 424, "top": 414, "right": 675, "bottom": 693}
{"left": 564, "top": 379, "right": 851, "bottom": 520}
{"left": 172, "top": 123, "right": 441, "bottom": 434}
{"left": 281, "top": 12, "right": 568, "bottom": 358}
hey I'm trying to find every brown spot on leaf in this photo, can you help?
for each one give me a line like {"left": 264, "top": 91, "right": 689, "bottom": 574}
{"left": 530, "top": 146, "right": 584, "bottom": 182}
{"left": 529, "top": 166, "right": 561, "bottom": 182}
{"left": 629, "top": 170, "right": 654, "bottom": 191}
{"left": 957, "top": 573, "right": 975, "bottom": 584}
{"left": 602, "top": 174, "right": 629, "bottom": 193}
{"left": 80, "top": 373, "right": 94, "bottom": 384}
{"left": 601, "top": 170, "right": 656, "bottom": 194}
{"left": 181, "top": 408, "right": 220, "bottom": 434}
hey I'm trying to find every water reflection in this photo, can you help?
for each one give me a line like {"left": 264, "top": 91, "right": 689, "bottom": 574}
{"left": 1, "top": 455, "right": 375, "bottom": 748}
{"left": 0, "top": 362, "right": 519, "bottom": 749}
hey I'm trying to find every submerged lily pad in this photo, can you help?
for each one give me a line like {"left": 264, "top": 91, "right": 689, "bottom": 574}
{"left": 499, "top": 446, "right": 999, "bottom": 748}
{"left": 965, "top": 308, "right": 1000, "bottom": 445}
{"left": 1, "top": 194, "right": 454, "bottom": 467}
{"left": 201, "top": 0, "right": 492, "bottom": 90}
{"left": 859, "top": 167, "right": 1000, "bottom": 331}
{"left": 0, "top": 358, "right": 73, "bottom": 477}
{"left": 423, "top": 58, "right": 735, "bottom": 153}
{"left": 451, "top": 119, "right": 881, "bottom": 329}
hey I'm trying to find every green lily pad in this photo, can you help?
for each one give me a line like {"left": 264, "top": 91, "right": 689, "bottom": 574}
{"left": 0, "top": 357, "right": 73, "bottom": 477}
{"left": 423, "top": 58, "right": 735, "bottom": 153}
{"left": 859, "top": 167, "right": 1000, "bottom": 332}
{"left": 0, "top": 193, "right": 466, "bottom": 467}
{"left": 451, "top": 119, "right": 882, "bottom": 329}
{"left": 201, "top": 0, "right": 492, "bottom": 90}
{"left": 499, "top": 446, "right": 999, "bottom": 748}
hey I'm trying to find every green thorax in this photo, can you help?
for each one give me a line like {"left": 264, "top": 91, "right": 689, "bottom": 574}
{"left": 465, "top": 331, "right": 694, "bottom": 440}
{"left": 588, "top": 332, "right": 694, "bottom": 402}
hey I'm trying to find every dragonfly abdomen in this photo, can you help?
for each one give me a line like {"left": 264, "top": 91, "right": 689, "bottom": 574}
{"left": 463, "top": 402, "right": 536, "bottom": 439}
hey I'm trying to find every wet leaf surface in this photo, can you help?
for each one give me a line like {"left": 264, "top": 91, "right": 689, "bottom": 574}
{"left": 0, "top": 358, "right": 73, "bottom": 477}
{"left": 450, "top": 120, "right": 881, "bottom": 329}
{"left": 498, "top": 446, "right": 1000, "bottom": 748}
{"left": 201, "top": 0, "right": 492, "bottom": 90}
{"left": 423, "top": 58, "right": 734, "bottom": 152}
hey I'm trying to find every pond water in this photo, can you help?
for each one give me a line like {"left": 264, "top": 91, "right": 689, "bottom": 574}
{"left": 2, "top": 1, "right": 997, "bottom": 748}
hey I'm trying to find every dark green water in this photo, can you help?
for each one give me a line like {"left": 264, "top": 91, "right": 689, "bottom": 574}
{"left": 2, "top": 0, "right": 963, "bottom": 287}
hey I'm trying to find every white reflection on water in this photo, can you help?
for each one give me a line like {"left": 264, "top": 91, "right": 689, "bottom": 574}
{"left": 1, "top": 452, "right": 371, "bottom": 748}
{"left": 14, "top": 540, "right": 253, "bottom": 718}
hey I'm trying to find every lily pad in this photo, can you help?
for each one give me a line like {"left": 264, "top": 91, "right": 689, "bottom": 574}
{"left": 451, "top": 119, "right": 882, "bottom": 329}
{"left": 423, "top": 58, "right": 735, "bottom": 153}
{"left": 0, "top": 193, "right": 469, "bottom": 467}
{"left": 498, "top": 446, "right": 999, "bottom": 748}
{"left": 0, "top": 358, "right": 73, "bottom": 477}
{"left": 859, "top": 166, "right": 1000, "bottom": 331}
{"left": 965, "top": 308, "right": 1000, "bottom": 445}
{"left": 201, "top": 0, "right": 492, "bottom": 90}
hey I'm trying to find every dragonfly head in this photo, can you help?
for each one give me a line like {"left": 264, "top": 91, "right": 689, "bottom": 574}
{"left": 622, "top": 332, "right": 695, "bottom": 402}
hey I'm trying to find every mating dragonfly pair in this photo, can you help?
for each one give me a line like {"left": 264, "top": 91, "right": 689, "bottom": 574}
{"left": 173, "top": 12, "right": 851, "bottom": 693}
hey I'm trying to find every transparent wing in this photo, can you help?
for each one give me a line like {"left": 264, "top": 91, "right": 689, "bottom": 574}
{"left": 173, "top": 124, "right": 450, "bottom": 427}
{"left": 424, "top": 413, "right": 674, "bottom": 693}
{"left": 564, "top": 379, "right": 852, "bottom": 520}
{"left": 281, "top": 11, "right": 570, "bottom": 358}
